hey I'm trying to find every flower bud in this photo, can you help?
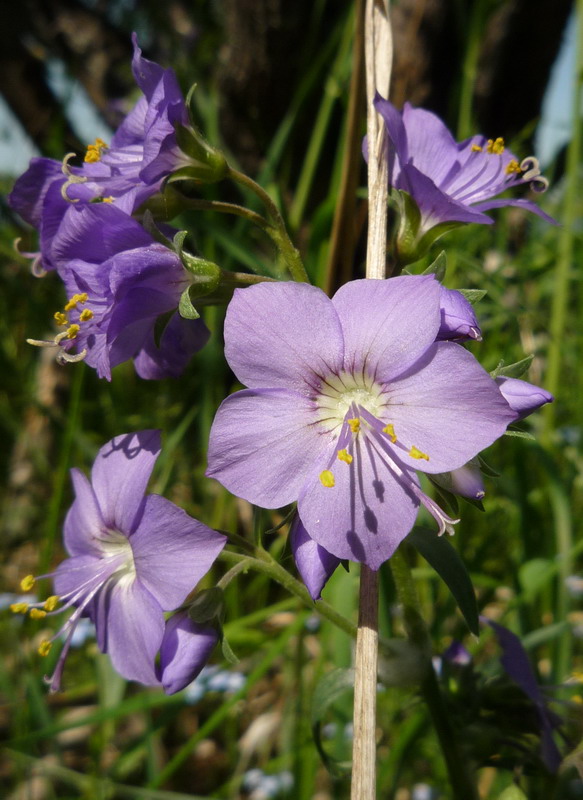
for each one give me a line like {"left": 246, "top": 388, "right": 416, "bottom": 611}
{"left": 437, "top": 287, "right": 482, "bottom": 342}
{"left": 158, "top": 610, "right": 218, "bottom": 695}
{"left": 496, "top": 377, "right": 553, "bottom": 421}
{"left": 290, "top": 516, "right": 341, "bottom": 601}
{"left": 431, "top": 459, "right": 485, "bottom": 501}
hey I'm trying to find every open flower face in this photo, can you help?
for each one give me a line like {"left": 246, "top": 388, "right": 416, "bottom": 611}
{"left": 207, "top": 277, "right": 516, "bottom": 569}
{"left": 19, "top": 431, "right": 226, "bottom": 691}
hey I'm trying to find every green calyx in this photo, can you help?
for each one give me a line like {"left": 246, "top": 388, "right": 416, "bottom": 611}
{"left": 171, "top": 124, "right": 228, "bottom": 184}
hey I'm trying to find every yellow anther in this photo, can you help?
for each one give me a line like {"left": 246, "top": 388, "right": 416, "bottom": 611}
{"left": 54, "top": 311, "right": 68, "bottom": 326}
{"left": 347, "top": 418, "right": 360, "bottom": 434}
{"left": 84, "top": 149, "right": 101, "bottom": 163}
{"left": 337, "top": 449, "right": 353, "bottom": 465}
{"left": 38, "top": 640, "right": 52, "bottom": 657}
{"left": 505, "top": 159, "right": 521, "bottom": 175}
{"left": 471, "top": 144, "right": 483, "bottom": 152}
{"left": 102, "top": 196, "right": 114, "bottom": 203}
{"left": 10, "top": 602, "right": 29, "bottom": 614}
{"left": 383, "top": 423, "right": 397, "bottom": 443}
{"left": 30, "top": 608, "right": 47, "bottom": 620}
{"left": 84, "top": 138, "right": 107, "bottom": 163}
{"left": 64, "top": 293, "right": 88, "bottom": 311}
{"left": 319, "top": 470, "right": 335, "bottom": 488}
{"left": 409, "top": 446, "right": 430, "bottom": 461}
{"left": 65, "top": 324, "right": 80, "bottom": 340}
{"left": 79, "top": 308, "right": 94, "bottom": 322}
{"left": 486, "top": 137, "right": 505, "bottom": 155}
{"left": 44, "top": 596, "right": 59, "bottom": 612}
{"left": 20, "top": 575, "right": 35, "bottom": 591}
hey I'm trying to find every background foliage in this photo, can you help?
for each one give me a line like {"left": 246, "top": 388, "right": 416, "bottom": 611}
{"left": 0, "top": 1, "right": 581, "bottom": 798}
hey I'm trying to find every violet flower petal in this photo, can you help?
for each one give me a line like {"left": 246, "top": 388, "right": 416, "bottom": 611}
{"left": 386, "top": 342, "right": 515, "bottom": 474}
{"left": 331, "top": 275, "right": 442, "bottom": 381}
{"left": 207, "top": 388, "right": 332, "bottom": 509}
{"left": 298, "top": 437, "right": 421, "bottom": 570}
{"left": 290, "top": 516, "right": 341, "bottom": 600}
{"left": 133, "top": 313, "right": 210, "bottom": 380}
{"left": 223, "top": 283, "right": 344, "bottom": 395}
{"left": 98, "top": 577, "right": 164, "bottom": 686}
{"left": 63, "top": 469, "right": 107, "bottom": 557}
{"left": 91, "top": 430, "right": 161, "bottom": 533}
{"left": 130, "top": 494, "right": 226, "bottom": 610}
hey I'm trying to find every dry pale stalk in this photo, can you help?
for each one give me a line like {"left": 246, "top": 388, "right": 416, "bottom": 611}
{"left": 351, "top": 2, "right": 392, "bottom": 799}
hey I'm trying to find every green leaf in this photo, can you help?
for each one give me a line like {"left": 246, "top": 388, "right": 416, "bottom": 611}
{"left": 423, "top": 250, "right": 446, "bottom": 281}
{"left": 408, "top": 527, "right": 479, "bottom": 635}
{"left": 518, "top": 558, "right": 555, "bottom": 600}
{"left": 458, "top": 288, "right": 487, "bottom": 304}
{"left": 178, "top": 286, "right": 200, "bottom": 320}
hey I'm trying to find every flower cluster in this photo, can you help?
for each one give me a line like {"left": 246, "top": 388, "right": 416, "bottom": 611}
{"left": 9, "top": 36, "right": 220, "bottom": 380}
{"left": 13, "top": 431, "right": 226, "bottom": 693}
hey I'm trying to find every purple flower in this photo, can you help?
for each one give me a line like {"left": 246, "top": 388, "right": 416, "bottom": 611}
{"left": 23, "top": 431, "right": 225, "bottom": 691}
{"left": 437, "top": 287, "right": 481, "bottom": 342}
{"left": 206, "top": 276, "right": 515, "bottom": 569}
{"left": 8, "top": 35, "right": 224, "bottom": 274}
{"left": 495, "top": 377, "right": 553, "bottom": 422}
{"left": 373, "top": 97, "right": 554, "bottom": 259}
{"left": 157, "top": 610, "right": 219, "bottom": 695}
{"left": 290, "top": 516, "right": 341, "bottom": 600}
{"left": 30, "top": 203, "right": 209, "bottom": 380}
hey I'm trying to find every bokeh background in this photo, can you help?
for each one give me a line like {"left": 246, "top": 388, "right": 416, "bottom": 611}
{"left": 0, "top": 1, "right": 581, "bottom": 798}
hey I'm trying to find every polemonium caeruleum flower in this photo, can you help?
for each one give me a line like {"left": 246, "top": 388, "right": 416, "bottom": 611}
{"left": 28, "top": 203, "right": 209, "bottom": 379}
{"left": 206, "top": 276, "right": 525, "bottom": 570}
{"left": 19, "top": 431, "right": 225, "bottom": 691}
{"left": 8, "top": 35, "right": 224, "bottom": 275}
{"left": 372, "top": 97, "right": 554, "bottom": 262}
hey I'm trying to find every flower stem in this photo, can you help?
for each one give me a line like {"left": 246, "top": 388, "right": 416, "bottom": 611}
{"left": 351, "top": 565, "right": 379, "bottom": 800}
{"left": 227, "top": 166, "right": 310, "bottom": 283}
{"left": 389, "top": 546, "right": 479, "bottom": 800}
{"left": 218, "top": 547, "right": 357, "bottom": 639}
{"left": 178, "top": 197, "right": 271, "bottom": 231}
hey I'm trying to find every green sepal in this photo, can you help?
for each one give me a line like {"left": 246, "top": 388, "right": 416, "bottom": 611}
{"left": 172, "top": 124, "right": 228, "bottom": 184}
{"left": 504, "top": 427, "right": 536, "bottom": 441}
{"left": 478, "top": 455, "right": 500, "bottom": 478}
{"left": 178, "top": 287, "right": 200, "bottom": 320}
{"left": 458, "top": 288, "right": 487, "bottom": 304}
{"left": 492, "top": 354, "right": 534, "bottom": 379}
{"left": 187, "top": 587, "right": 225, "bottom": 625}
{"left": 407, "top": 527, "right": 479, "bottom": 636}
{"left": 140, "top": 210, "right": 174, "bottom": 246}
{"left": 393, "top": 190, "right": 464, "bottom": 267}
{"left": 422, "top": 250, "right": 447, "bottom": 282}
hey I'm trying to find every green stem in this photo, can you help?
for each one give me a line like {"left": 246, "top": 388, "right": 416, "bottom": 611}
{"left": 178, "top": 197, "right": 271, "bottom": 231}
{"left": 218, "top": 547, "right": 357, "bottom": 639}
{"left": 227, "top": 166, "right": 310, "bottom": 283}
{"left": 389, "top": 546, "right": 479, "bottom": 800}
